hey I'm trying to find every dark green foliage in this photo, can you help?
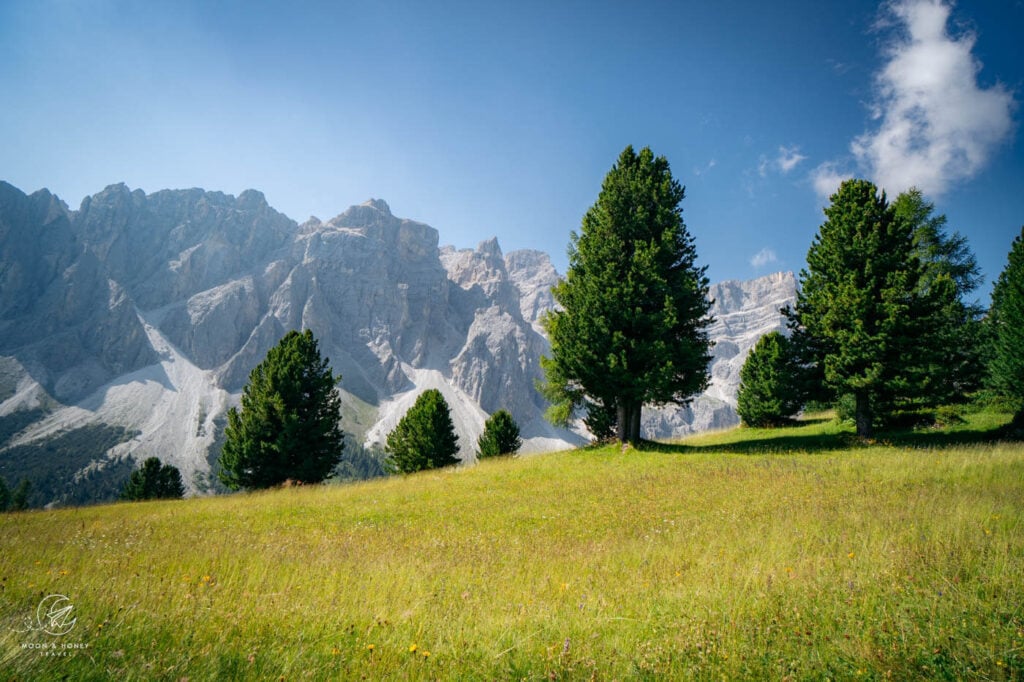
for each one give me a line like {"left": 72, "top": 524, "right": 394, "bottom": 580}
{"left": 989, "top": 227, "right": 1024, "bottom": 429}
{"left": 477, "top": 410, "right": 522, "bottom": 458}
{"left": 787, "top": 179, "right": 931, "bottom": 438}
{"left": 11, "top": 478, "right": 30, "bottom": 511}
{"left": 0, "top": 476, "right": 9, "bottom": 511}
{"left": 120, "top": 457, "right": 185, "bottom": 501}
{"left": 385, "top": 389, "right": 460, "bottom": 474}
{"left": 736, "top": 332, "right": 803, "bottom": 427}
{"left": 894, "top": 189, "right": 986, "bottom": 404}
{"left": 583, "top": 399, "right": 617, "bottom": 443}
{"left": 898, "top": 188, "right": 983, "bottom": 296}
{"left": 0, "top": 424, "right": 139, "bottom": 508}
{"left": 541, "top": 145, "right": 713, "bottom": 444}
{"left": 0, "top": 408, "right": 48, "bottom": 448}
{"left": 218, "top": 329, "right": 345, "bottom": 490}
{"left": 333, "top": 439, "right": 389, "bottom": 482}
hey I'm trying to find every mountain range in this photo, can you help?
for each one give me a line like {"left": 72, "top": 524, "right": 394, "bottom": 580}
{"left": 0, "top": 181, "right": 796, "bottom": 506}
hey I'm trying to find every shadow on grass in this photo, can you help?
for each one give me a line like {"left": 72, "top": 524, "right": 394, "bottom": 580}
{"left": 637, "top": 419, "right": 1016, "bottom": 456}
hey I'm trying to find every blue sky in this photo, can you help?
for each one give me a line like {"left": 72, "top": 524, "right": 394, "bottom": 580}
{"left": 2, "top": 0, "right": 1021, "bottom": 297}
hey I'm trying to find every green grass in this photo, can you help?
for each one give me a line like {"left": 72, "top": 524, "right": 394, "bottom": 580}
{"left": 2, "top": 413, "right": 1023, "bottom": 680}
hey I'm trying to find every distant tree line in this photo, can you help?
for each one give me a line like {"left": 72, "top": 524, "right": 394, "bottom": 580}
{"left": 0, "top": 476, "right": 32, "bottom": 512}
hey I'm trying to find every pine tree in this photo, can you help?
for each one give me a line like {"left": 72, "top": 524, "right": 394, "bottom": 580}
{"left": 787, "top": 179, "right": 928, "bottom": 438}
{"left": 541, "top": 145, "right": 713, "bottom": 444}
{"left": 386, "top": 389, "right": 460, "bottom": 474}
{"left": 989, "top": 226, "right": 1024, "bottom": 429}
{"left": 120, "top": 457, "right": 185, "bottom": 500}
{"left": 736, "top": 332, "right": 803, "bottom": 427}
{"left": 893, "top": 189, "right": 985, "bottom": 404}
{"left": 218, "top": 329, "right": 344, "bottom": 490}
{"left": 477, "top": 409, "right": 522, "bottom": 458}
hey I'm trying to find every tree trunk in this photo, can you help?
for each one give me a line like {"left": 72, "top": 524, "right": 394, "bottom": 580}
{"left": 629, "top": 402, "right": 642, "bottom": 444}
{"left": 854, "top": 391, "right": 873, "bottom": 439}
{"left": 615, "top": 400, "right": 643, "bottom": 445}
{"left": 616, "top": 402, "right": 628, "bottom": 444}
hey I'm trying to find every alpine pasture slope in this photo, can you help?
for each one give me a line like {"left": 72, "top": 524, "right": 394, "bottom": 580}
{"left": 1, "top": 412, "right": 1022, "bottom": 680}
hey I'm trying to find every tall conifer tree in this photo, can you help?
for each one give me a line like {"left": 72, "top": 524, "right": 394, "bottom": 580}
{"left": 787, "top": 179, "right": 928, "bottom": 438}
{"left": 894, "top": 189, "right": 985, "bottom": 404}
{"left": 541, "top": 146, "right": 713, "bottom": 444}
{"left": 989, "top": 227, "right": 1024, "bottom": 429}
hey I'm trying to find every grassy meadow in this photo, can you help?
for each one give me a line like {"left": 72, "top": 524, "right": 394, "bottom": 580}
{"left": 1, "top": 413, "right": 1023, "bottom": 680}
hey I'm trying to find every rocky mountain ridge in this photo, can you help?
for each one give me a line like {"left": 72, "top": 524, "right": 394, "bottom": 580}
{"left": 0, "top": 180, "right": 796, "bottom": 506}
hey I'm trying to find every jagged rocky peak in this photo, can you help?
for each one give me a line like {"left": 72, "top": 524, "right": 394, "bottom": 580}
{"left": 364, "top": 198, "right": 391, "bottom": 214}
{"left": 504, "top": 249, "right": 561, "bottom": 331}
{"left": 330, "top": 198, "right": 393, "bottom": 227}
{"left": 442, "top": 237, "right": 505, "bottom": 285}
{"left": 324, "top": 199, "right": 439, "bottom": 262}
{"left": 74, "top": 184, "right": 296, "bottom": 309}
{"left": 0, "top": 183, "right": 77, "bottom": 314}
{"left": 710, "top": 271, "right": 797, "bottom": 316}
{"left": 0, "top": 182, "right": 156, "bottom": 402}
{"left": 236, "top": 188, "right": 270, "bottom": 211}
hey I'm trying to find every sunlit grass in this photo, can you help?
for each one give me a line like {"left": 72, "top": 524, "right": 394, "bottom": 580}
{"left": 1, "top": 414, "right": 1022, "bottom": 679}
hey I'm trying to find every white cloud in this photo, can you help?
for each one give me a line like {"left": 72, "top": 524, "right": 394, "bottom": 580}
{"left": 757, "top": 155, "right": 769, "bottom": 178}
{"left": 851, "top": 0, "right": 1015, "bottom": 196}
{"left": 693, "top": 158, "right": 717, "bottom": 177}
{"left": 809, "top": 162, "right": 853, "bottom": 201}
{"left": 750, "top": 247, "right": 779, "bottom": 269}
{"left": 776, "top": 145, "right": 807, "bottom": 173}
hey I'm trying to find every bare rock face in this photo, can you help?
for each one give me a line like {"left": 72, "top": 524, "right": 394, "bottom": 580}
{"left": 504, "top": 249, "right": 560, "bottom": 334}
{"left": 75, "top": 185, "right": 295, "bottom": 310}
{"left": 0, "top": 182, "right": 156, "bottom": 403}
{"left": 441, "top": 240, "right": 549, "bottom": 425}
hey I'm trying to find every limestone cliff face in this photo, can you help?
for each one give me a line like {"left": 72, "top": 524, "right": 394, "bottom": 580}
{"left": 0, "top": 182, "right": 155, "bottom": 403}
{"left": 441, "top": 239, "right": 550, "bottom": 425}
{"left": 504, "top": 249, "right": 560, "bottom": 334}
{"left": 0, "top": 180, "right": 797, "bottom": 506}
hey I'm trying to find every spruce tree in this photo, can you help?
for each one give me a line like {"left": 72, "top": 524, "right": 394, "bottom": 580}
{"left": 541, "top": 145, "right": 713, "bottom": 444}
{"left": 120, "top": 457, "right": 185, "bottom": 500}
{"left": 386, "top": 389, "right": 460, "bottom": 474}
{"left": 989, "top": 226, "right": 1024, "bottom": 429}
{"left": 477, "top": 409, "right": 522, "bottom": 458}
{"left": 787, "top": 179, "right": 928, "bottom": 438}
{"left": 736, "top": 332, "right": 803, "bottom": 427}
{"left": 219, "top": 329, "right": 344, "bottom": 490}
{"left": 893, "top": 189, "right": 985, "bottom": 404}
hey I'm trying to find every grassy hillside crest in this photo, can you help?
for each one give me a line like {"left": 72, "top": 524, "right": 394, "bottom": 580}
{"left": 2, "top": 412, "right": 1022, "bottom": 680}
